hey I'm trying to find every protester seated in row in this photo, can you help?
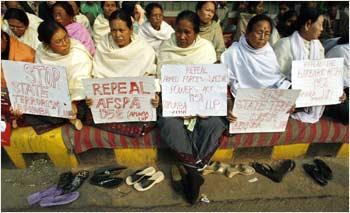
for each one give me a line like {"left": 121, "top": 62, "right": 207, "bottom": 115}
{"left": 1, "top": 30, "right": 35, "bottom": 128}
{"left": 276, "top": 10, "right": 298, "bottom": 38}
{"left": 93, "top": 1, "right": 119, "bottom": 44}
{"left": 4, "top": 1, "right": 43, "bottom": 31}
{"left": 3, "top": 8, "right": 40, "bottom": 49}
{"left": 274, "top": 7, "right": 347, "bottom": 124}
{"left": 24, "top": 20, "right": 93, "bottom": 131}
{"left": 157, "top": 10, "right": 227, "bottom": 204}
{"left": 138, "top": 3, "right": 174, "bottom": 54}
{"left": 196, "top": 1, "right": 225, "bottom": 62}
{"left": 325, "top": 31, "right": 349, "bottom": 125}
{"left": 93, "top": 9, "right": 156, "bottom": 78}
{"left": 52, "top": 1, "right": 95, "bottom": 56}
{"left": 68, "top": 1, "right": 93, "bottom": 35}
{"left": 221, "top": 14, "right": 290, "bottom": 100}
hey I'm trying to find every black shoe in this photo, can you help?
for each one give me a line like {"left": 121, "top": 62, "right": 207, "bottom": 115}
{"left": 303, "top": 164, "right": 328, "bottom": 186}
{"left": 93, "top": 165, "right": 127, "bottom": 176}
{"left": 90, "top": 175, "right": 123, "bottom": 188}
{"left": 64, "top": 170, "right": 89, "bottom": 193}
{"left": 313, "top": 159, "right": 332, "bottom": 180}
{"left": 57, "top": 171, "right": 74, "bottom": 191}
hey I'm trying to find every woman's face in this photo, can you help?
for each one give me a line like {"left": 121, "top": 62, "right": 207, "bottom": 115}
{"left": 110, "top": 19, "right": 132, "bottom": 48}
{"left": 50, "top": 28, "right": 70, "bottom": 55}
{"left": 175, "top": 19, "right": 197, "bottom": 48}
{"left": 103, "top": 1, "right": 117, "bottom": 19}
{"left": 149, "top": 7, "right": 163, "bottom": 30}
{"left": 68, "top": 1, "right": 80, "bottom": 16}
{"left": 197, "top": 2, "right": 216, "bottom": 25}
{"left": 53, "top": 6, "right": 73, "bottom": 26}
{"left": 255, "top": 2, "right": 264, "bottom": 15}
{"left": 304, "top": 15, "right": 324, "bottom": 40}
{"left": 246, "top": 20, "right": 271, "bottom": 49}
{"left": 7, "top": 18, "right": 27, "bottom": 37}
{"left": 285, "top": 15, "right": 297, "bottom": 27}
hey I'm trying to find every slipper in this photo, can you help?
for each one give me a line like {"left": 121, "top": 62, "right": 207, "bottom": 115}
{"left": 314, "top": 159, "right": 332, "bottom": 180}
{"left": 226, "top": 164, "right": 255, "bottom": 178}
{"left": 303, "top": 164, "right": 328, "bottom": 186}
{"left": 27, "top": 186, "right": 63, "bottom": 206}
{"left": 93, "top": 165, "right": 127, "bottom": 176}
{"left": 57, "top": 172, "right": 74, "bottom": 190}
{"left": 64, "top": 170, "right": 89, "bottom": 193}
{"left": 251, "top": 161, "right": 295, "bottom": 183}
{"left": 133, "top": 171, "right": 165, "bottom": 191}
{"left": 39, "top": 191, "right": 80, "bottom": 207}
{"left": 89, "top": 175, "right": 123, "bottom": 188}
{"left": 125, "top": 167, "right": 156, "bottom": 185}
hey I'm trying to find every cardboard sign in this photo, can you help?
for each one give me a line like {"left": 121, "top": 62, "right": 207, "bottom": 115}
{"left": 292, "top": 58, "right": 344, "bottom": 107}
{"left": 229, "top": 88, "right": 300, "bottom": 134}
{"left": 161, "top": 64, "right": 227, "bottom": 117}
{"left": 83, "top": 77, "right": 156, "bottom": 123}
{"left": 1, "top": 60, "right": 72, "bottom": 118}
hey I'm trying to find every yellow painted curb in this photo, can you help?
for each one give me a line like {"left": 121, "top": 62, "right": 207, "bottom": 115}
{"left": 211, "top": 149, "right": 234, "bottom": 162}
{"left": 5, "top": 127, "right": 78, "bottom": 168}
{"left": 271, "top": 143, "right": 309, "bottom": 160}
{"left": 114, "top": 148, "right": 158, "bottom": 166}
{"left": 336, "top": 144, "right": 349, "bottom": 158}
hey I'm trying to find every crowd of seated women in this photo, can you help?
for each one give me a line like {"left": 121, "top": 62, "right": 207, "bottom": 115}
{"left": 1, "top": 1, "right": 348, "bottom": 204}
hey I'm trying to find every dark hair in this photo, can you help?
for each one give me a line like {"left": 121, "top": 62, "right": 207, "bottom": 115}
{"left": 109, "top": 10, "right": 133, "bottom": 29}
{"left": 196, "top": 1, "right": 218, "bottom": 12}
{"left": 37, "top": 20, "right": 68, "bottom": 44}
{"left": 145, "top": 3, "right": 163, "bottom": 19}
{"left": 279, "top": 10, "right": 297, "bottom": 24}
{"left": 101, "top": 1, "right": 120, "bottom": 10}
{"left": 19, "top": 1, "right": 36, "bottom": 14}
{"left": 75, "top": 1, "right": 81, "bottom": 8}
{"left": 3, "top": 8, "right": 29, "bottom": 27}
{"left": 175, "top": 10, "right": 200, "bottom": 34}
{"left": 121, "top": 1, "right": 137, "bottom": 18}
{"left": 52, "top": 1, "right": 75, "bottom": 17}
{"left": 195, "top": 1, "right": 218, "bottom": 22}
{"left": 295, "top": 7, "right": 322, "bottom": 31}
{"left": 247, "top": 1, "right": 263, "bottom": 14}
{"left": 277, "top": 10, "right": 297, "bottom": 37}
{"left": 246, "top": 14, "right": 274, "bottom": 34}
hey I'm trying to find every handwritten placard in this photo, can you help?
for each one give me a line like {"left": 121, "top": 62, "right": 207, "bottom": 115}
{"left": 292, "top": 58, "right": 343, "bottom": 107}
{"left": 83, "top": 77, "right": 156, "bottom": 123}
{"left": 1, "top": 60, "right": 72, "bottom": 118}
{"left": 161, "top": 64, "right": 227, "bottom": 117}
{"left": 229, "top": 88, "right": 300, "bottom": 134}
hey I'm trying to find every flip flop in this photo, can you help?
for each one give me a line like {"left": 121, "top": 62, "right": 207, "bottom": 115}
{"left": 202, "top": 161, "right": 220, "bottom": 176}
{"left": 133, "top": 171, "right": 165, "bottom": 191}
{"left": 125, "top": 167, "right": 156, "bottom": 185}
{"left": 314, "top": 159, "right": 333, "bottom": 180}
{"left": 89, "top": 175, "right": 123, "bottom": 188}
{"left": 303, "top": 164, "right": 328, "bottom": 186}
{"left": 39, "top": 191, "right": 80, "bottom": 207}
{"left": 226, "top": 164, "right": 255, "bottom": 178}
{"left": 64, "top": 170, "right": 89, "bottom": 193}
{"left": 27, "top": 186, "right": 63, "bottom": 206}
{"left": 93, "top": 165, "right": 127, "bottom": 176}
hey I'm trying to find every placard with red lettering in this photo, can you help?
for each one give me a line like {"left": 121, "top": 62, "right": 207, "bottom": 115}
{"left": 292, "top": 58, "right": 344, "bottom": 107}
{"left": 1, "top": 60, "right": 73, "bottom": 118}
{"left": 229, "top": 88, "right": 300, "bottom": 134}
{"left": 83, "top": 77, "right": 156, "bottom": 123}
{"left": 161, "top": 64, "right": 227, "bottom": 117}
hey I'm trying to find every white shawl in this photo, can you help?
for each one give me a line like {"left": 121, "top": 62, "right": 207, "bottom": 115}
{"left": 75, "top": 13, "right": 93, "bottom": 35}
{"left": 221, "top": 35, "right": 290, "bottom": 96}
{"left": 92, "top": 14, "right": 109, "bottom": 44}
{"left": 92, "top": 33, "right": 156, "bottom": 78}
{"left": 26, "top": 12, "right": 42, "bottom": 31}
{"left": 290, "top": 31, "right": 325, "bottom": 123}
{"left": 157, "top": 33, "right": 216, "bottom": 77}
{"left": 138, "top": 21, "right": 174, "bottom": 53}
{"left": 35, "top": 39, "right": 93, "bottom": 101}
{"left": 326, "top": 44, "right": 349, "bottom": 88}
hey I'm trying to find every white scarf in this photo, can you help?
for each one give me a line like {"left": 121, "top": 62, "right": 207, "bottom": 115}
{"left": 26, "top": 12, "right": 42, "bottom": 31}
{"left": 92, "top": 33, "right": 156, "bottom": 78}
{"left": 290, "top": 31, "right": 325, "bottom": 123}
{"left": 138, "top": 21, "right": 174, "bottom": 53}
{"left": 35, "top": 39, "right": 93, "bottom": 101}
{"left": 222, "top": 35, "right": 290, "bottom": 96}
{"left": 157, "top": 33, "right": 216, "bottom": 77}
{"left": 92, "top": 14, "right": 109, "bottom": 44}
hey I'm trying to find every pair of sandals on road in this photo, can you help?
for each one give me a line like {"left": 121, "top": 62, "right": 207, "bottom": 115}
{"left": 202, "top": 161, "right": 255, "bottom": 177}
{"left": 89, "top": 165, "right": 127, "bottom": 188}
{"left": 251, "top": 159, "right": 295, "bottom": 183}
{"left": 126, "top": 166, "right": 165, "bottom": 191}
{"left": 302, "top": 159, "right": 333, "bottom": 186}
{"left": 27, "top": 170, "right": 89, "bottom": 207}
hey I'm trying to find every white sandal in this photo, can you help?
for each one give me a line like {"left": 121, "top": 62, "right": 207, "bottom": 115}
{"left": 133, "top": 171, "right": 165, "bottom": 191}
{"left": 125, "top": 167, "right": 156, "bottom": 185}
